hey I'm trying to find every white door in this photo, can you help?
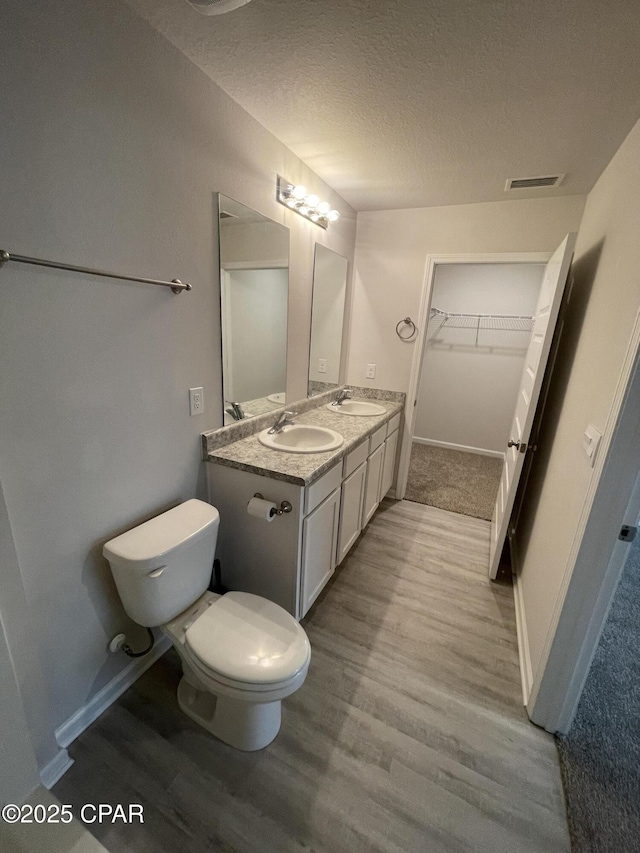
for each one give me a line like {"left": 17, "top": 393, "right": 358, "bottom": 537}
{"left": 489, "top": 234, "right": 576, "bottom": 579}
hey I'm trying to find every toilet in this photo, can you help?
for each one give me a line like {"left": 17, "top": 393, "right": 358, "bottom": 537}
{"left": 103, "top": 498, "right": 310, "bottom": 751}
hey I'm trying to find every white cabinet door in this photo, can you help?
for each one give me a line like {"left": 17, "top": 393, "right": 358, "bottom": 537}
{"left": 301, "top": 487, "right": 341, "bottom": 617}
{"left": 337, "top": 461, "right": 367, "bottom": 564}
{"left": 379, "top": 429, "right": 399, "bottom": 500}
{"left": 362, "top": 443, "right": 385, "bottom": 527}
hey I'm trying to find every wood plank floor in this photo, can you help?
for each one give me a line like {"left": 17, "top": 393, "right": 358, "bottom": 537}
{"left": 54, "top": 500, "right": 570, "bottom": 853}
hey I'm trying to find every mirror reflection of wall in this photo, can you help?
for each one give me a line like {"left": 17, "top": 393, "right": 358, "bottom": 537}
{"left": 308, "top": 244, "right": 349, "bottom": 397}
{"left": 218, "top": 195, "right": 289, "bottom": 423}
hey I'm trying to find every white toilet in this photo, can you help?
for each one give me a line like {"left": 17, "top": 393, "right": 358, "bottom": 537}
{"left": 103, "top": 498, "right": 311, "bottom": 751}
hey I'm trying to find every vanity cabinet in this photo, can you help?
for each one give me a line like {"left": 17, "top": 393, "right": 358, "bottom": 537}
{"left": 208, "top": 462, "right": 343, "bottom": 620}
{"left": 206, "top": 408, "right": 402, "bottom": 621}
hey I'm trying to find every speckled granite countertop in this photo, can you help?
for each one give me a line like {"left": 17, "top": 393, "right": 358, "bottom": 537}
{"left": 208, "top": 398, "right": 403, "bottom": 487}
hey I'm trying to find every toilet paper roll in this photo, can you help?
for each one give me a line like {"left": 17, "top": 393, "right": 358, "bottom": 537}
{"left": 247, "top": 496, "right": 276, "bottom": 522}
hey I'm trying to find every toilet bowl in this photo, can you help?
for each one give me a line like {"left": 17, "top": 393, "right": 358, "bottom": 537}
{"left": 163, "top": 589, "right": 310, "bottom": 750}
{"left": 103, "top": 499, "right": 310, "bottom": 751}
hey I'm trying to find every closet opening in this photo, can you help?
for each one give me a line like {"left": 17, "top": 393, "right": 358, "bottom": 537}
{"left": 397, "top": 256, "right": 550, "bottom": 523}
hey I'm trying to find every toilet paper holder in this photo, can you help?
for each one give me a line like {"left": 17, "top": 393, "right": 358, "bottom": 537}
{"left": 254, "top": 493, "right": 293, "bottom": 517}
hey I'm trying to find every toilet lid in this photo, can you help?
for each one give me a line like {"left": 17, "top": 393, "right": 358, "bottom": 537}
{"left": 185, "top": 592, "right": 310, "bottom": 685}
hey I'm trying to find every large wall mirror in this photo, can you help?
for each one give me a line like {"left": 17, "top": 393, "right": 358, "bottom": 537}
{"left": 308, "top": 244, "right": 349, "bottom": 397}
{"left": 217, "top": 194, "right": 289, "bottom": 423}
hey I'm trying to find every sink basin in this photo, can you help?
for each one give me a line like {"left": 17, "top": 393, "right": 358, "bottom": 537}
{"left": 327, "top": 400, "right": 386, "bottom": 417}
{"left": 267, "top": 392, "right": 286, "bottom": 404}
{"left": 258, "top": 424, "right": 343, "bottom": 453}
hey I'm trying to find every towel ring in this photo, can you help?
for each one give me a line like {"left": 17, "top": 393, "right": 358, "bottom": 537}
{"left": 396, "top": 317, "right": 418, "bottom": 341}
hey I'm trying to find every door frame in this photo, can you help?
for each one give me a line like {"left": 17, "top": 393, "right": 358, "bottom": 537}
{"left": 395, "top": 252, "right": 552, "bottom": 500}
{"left": 527, "top": 307, "right": 640, "bottom": 732}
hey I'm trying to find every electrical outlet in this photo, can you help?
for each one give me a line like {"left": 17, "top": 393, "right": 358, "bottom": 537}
{"left": 318, "top": 358, "right": 327, "bottom": 374}
{"left": 189, "top": 387, "right": 204, "bottom": 416}
{"left": 366, "top": 363, "right": 376, "bottom": 379}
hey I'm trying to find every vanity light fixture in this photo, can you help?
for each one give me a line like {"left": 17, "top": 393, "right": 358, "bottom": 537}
{"left": 276, "top": 177, "right": 340, "bottom": 229}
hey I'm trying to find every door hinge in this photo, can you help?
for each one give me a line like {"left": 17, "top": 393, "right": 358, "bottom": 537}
{"left": 619, "top": 525, "right": 637, "bottom": 543}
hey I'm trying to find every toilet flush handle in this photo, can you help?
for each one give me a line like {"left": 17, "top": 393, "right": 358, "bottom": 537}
{"left": 147, "top": 567, "right": 165, "bottom": 578}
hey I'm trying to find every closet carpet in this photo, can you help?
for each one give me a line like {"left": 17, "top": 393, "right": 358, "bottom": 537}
{"left": 405, "top": 442, "right": 502, "bottom": 520}
{"left": 53, "top": 501, "right": 568, "bottom": 853}
{"left": 556, "top": 535, "right": 640, "bottom": 852}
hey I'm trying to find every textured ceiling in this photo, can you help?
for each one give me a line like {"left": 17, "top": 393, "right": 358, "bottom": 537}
{"left": 124, "top": 0, "right": 640, "bottom": 211}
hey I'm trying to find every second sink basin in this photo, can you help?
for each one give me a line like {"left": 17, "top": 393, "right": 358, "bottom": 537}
{"left": 258, "top": 424, "right": 344, "bottom": 453}
{"left": 267, "top": 392, "right": 285, "bottom": 404}
{"left": 327, "top": 400, "right": 386, "bottom": 417}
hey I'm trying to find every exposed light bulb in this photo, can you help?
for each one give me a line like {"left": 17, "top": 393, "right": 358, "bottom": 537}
{"left": 277, "top": 177, "right": 337, "bottom": 229}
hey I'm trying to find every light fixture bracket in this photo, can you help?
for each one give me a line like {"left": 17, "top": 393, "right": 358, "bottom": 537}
{"left": 276, "top": 176, "right": 340, "bottom": 229}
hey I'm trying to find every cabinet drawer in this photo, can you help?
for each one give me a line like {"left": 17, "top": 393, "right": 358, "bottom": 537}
{"left": 343, "top": 439, "right": 368, "bottom": 478}
{"left": 305, "top": 463, "right": 342, "bottom": 515}
{"left": 369, "top": 425, "right": 387, "bottom": 454}
{"left": 386, "top": 412, "right": 401, "bottom": 437}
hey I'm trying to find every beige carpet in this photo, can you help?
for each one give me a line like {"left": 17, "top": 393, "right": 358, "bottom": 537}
{"left": 405, "top": 442, "right": 502, "bottom": 520}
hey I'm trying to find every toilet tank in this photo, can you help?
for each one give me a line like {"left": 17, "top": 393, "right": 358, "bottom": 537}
{"left": 103, "top": 499, "right": 220, "bottom": 627}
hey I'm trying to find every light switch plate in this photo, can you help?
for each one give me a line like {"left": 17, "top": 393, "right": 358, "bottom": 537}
{"left": 582, "top": 424, "right": 602, "bottom": 466}
{"left": 189, "top": 387, "right": 204, "bottom": 416}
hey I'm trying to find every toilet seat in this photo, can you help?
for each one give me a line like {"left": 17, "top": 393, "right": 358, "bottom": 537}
{"left": 184, "top": 591, "right": 310, "bottom": 689}
{"left": 181, "top": 642, "right": 308, "bottom": 698}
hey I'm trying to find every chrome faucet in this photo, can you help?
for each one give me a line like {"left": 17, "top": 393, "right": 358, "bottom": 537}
{"left": 332, "top": 388, "right": 353, "bottom": 406}
{"left": 225, "top": 401, "right": 245, "bottom": 421}
{"left": 268, "top": 410, "right": 297, "bottom": 434}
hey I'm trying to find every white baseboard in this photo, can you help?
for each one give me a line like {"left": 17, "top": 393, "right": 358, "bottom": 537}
{"left": 55, "top": 636, "right": 171, "bottom": 749}
{"left": 40, "top": 748, "right": 74, "bottom": 790}
{"left": 513, "top": 570, "right": 533, "bottom": 707}
{"left": 412, "top": 436, "right": 505, "bottom": 459}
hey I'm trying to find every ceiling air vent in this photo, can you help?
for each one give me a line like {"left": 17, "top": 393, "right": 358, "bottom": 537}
{"left": 505, "top": 174, "right": 565, "bottom": 191}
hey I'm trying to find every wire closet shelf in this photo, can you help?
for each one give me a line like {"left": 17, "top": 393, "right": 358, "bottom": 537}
{"left": 429, "top": 306, "right": 533, "bottom": 332}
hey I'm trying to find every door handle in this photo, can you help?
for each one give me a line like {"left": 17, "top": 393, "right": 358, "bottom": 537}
{"left": 507, "top": 440, "right": 520, "bottom": 449}
{"left": 147, "top": 567, "right": 165, "bottom": 578}
{"left": 508, "top": 440, "right": 528, "bottom": 453}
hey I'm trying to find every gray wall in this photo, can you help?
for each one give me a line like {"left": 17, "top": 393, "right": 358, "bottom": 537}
{"left": 0, "top": 0, "right": 355, "bottom": 782}
{"left": 0, "top": 486, "right": 40, "bottom": 805}
{"left": 348, "top": 196, "right": 586, "bottom": 394}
